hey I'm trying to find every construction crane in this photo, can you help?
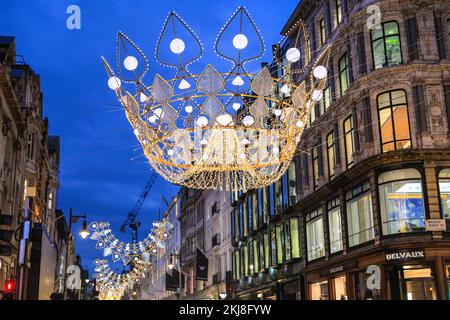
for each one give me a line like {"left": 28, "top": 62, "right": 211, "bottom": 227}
{"left": 120, "top": 171, "right": 158, "bottom": 243}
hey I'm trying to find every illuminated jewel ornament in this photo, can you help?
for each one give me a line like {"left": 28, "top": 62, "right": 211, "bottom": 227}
{"left": 101, "top": 7, "right": 334, "bottom": 192}
{"left": 232, "top": 102, "right": 241, "bottom": 111}
{"left": 233, "top": 34, "right": 248, "bottom": 49}
{"left": 313, "top": 65, "right": 328, "bottom": 80}
{"left": 170, "top": 38, "right": 185, "bottom": 54}
{"left": 139, "top": 92, "right": 149, "bottom": 103}
{"left": 124, "top": 56, "right": 138, "bottom": 71}
{"left": 178, "top": 78, "right": 191, "bottom": 90}
{"left": 185, "top": 105, "right": 193, "bottom": 113}
{"left": 286, "top": 47, "right": 301, "bottom": 63}
{"left": 280, "top": 83, "right": 290, "bottom": 95}
{"left": 231, "top": 75, "right": 244, "bottom": 86}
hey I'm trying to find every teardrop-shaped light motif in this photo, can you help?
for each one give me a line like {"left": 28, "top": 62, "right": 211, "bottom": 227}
{"left": 197, "top": 65, "right": 225, "bottom": 117}
{"left": 250, "top": 67, "right": 274, "bottom": 97}
{"left": 116, "top": 32, "right": 149, "bottom": 84}
{"left": 151, "top": 75, "right": 178, "bottom": 124}
{"left": 155, "top": 12, "right": 203, "bottom": 74}
{"left": 214, "top": 7, "right": 265, "bottom": 71}
{"left": 90, "top": 232, "right": 100, "bottom": 241}
{"left": 103, "top": 247, "right": 113, "bottom": 257}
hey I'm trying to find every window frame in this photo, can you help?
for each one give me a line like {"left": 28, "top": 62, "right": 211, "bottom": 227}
{"left": 306, "top": 208, "right": 325, "bottom": 261}
{"left": 370, "top": 21, "right": 403, "bottom": 70}
{"left": 338, "top": 53, "right": 349, "bottom": 96}
{"left": 376, "top": 89, "right": 412, "bottom": 153}
{"left": 343, "top": 115, "right": 354, "bottom": 168}
{"left": 335, "top": 0, "right": 342, "bottom": 26}
{"left": 326, "top": 130, "right": 336, "bottom": 179}
{"left": 319, "top": 17, "right": 326, "bottom": 46}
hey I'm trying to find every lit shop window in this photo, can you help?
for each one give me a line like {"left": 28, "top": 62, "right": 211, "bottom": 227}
{"left": 328, "top": 198, "right": 343, "bottom": 254}
{"left": 378, "top": 168, "right": 425, "bottom": 235}
{"left": 338, "top": 53, "right": 349, "bottom": 96}
{"left": 288, "top": 161, "right": 298, "bottom": 206}
{"left": 306, "top": 208, "right": 325, "bottom": 261}
{"left": 346, "top": 182, "right": 374, "bottom": 247}
{"left": 242, "top": 245, "right": 249, "bottom": 277}
{"left": 354, "top": 271, "right": 382, "bottom": 300}
{"left": 343, "top": 116, "right": 354, "bottom": 168}
{"left": 446, "top": 264, "right": 450, "bottom": 300}
{"left": 327, "top": 131, "right": 336, "bottom": 178}
{"left": 263, "top": 233, "right": 270, "bottom": 269}
{"left": 276, "top": 225, "right": 283, "bottom": 265}
{"left": 371, "top": 21, "right": 402, "bottom": 70}
{"left": 377, "top": 90, "right": 411, "bottom": 153}
{"left": 333, "top": 276, "right": 347, "bottom": 300}
{"left": 310, "top": 280, "right": 329, "bottom": 300}
{"left": 438, "top": 168, "right": 450, "bottom": 231}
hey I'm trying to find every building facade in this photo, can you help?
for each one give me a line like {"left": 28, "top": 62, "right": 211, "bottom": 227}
{"left": 0, "top": 35, "right": 65, "bottom": 300}
{"left": 231, "top": 0, "right": 450, "bottom": 300}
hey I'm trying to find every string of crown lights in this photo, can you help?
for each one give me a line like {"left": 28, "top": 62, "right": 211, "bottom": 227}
{"left": 93, "top": 259, "right": 151, "bottom": 300}
{"left": 88, "top": 220, "right": 173, "bottom": 265}
{"left": 101, "top": 6, "right": 334, "bottom": 192}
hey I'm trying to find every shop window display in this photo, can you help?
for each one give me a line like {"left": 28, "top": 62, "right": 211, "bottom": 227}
{"left": 346, "top": 182, "right": 374, "bottom": 247}
{"left": 379, "top": 168, "right": 426, "bottom": 235}
{"left": 310, "top": 280, "right": 329, "bottom": 300}
{"left": 306, "top": 208, "right": 325, "bottom": 261}
{"left": 333, "top": 276, "right": 347, "bottom": 300}
{"left": 439, "top": 168, "right": 450, "bottom": 231}
{"left": 395, "top": 265, "right": 438, "bottom": 300}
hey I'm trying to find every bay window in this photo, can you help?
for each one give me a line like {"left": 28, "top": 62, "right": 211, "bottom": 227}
{"left": 379, "top": 168, "right": 426, "bottom": 235}
{"left": 306, "top": 208, "right": 325, "bottom": 261}
{"left": 377, "top": 89, "right": 411, "bottom": 153}
{"left": 346, "top": 182, "right": 374, "bottom": 247}
{"left": 371, "top": 21, "right": 402, "bottom": 70}
{"left": 328, "top": 198, "right": 343, "bottom": 253}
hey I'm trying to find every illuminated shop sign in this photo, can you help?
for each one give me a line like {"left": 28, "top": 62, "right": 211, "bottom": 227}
{"left": 385, "top": 249, "right": 425, "bottom": 262}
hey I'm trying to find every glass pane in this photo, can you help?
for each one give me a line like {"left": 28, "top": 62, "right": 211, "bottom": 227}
{"left": 371, "top": 28, "right": 383, "bottom": 41}
{"left": 253, "top": 240, "right": 259, "bottom": 273}
{"left": 403, "top": 267, "right": 437, "bottom": 300}
{"left": 385, "top": 36, "right": 402, "bottom": 66}
{"left": 264, "top": 233, "right": 270, "bottom": 268}
{"left": 288, "top": 162, "right": 297, "bottom": 206}
{"left": 379, "top": 179, "right": 425, "bottom": 235}
{"left": 346, "top": 193, "right": 374, "bottom": 247}
{"left": 372, "top": 38, "right": 386, "bottom": 69}
{"left": 270, "top": 229, "right": 277, "bottom": 266}
{"left": 345, "top": 132, "right": 354, "bottom": 166}
{"left": 392, "top": 106, "right": 410, "bottom": 142}
{"left": 378, "top": 92, "right": 391, "bottom": 108}
{"left": 306, "top": 216, "right": 325, "bottom": 261}
{"left": 384, "top": 22, "right": 399, "bottom": 35}
{"left": 391, "top": 90, "right": 406, "bottom": 105}
{"left": 284, "top": 221, "right": 292, "bottom": 261}
{"left": 290, "top": 218, "right": 300, "bottom": 259}
{"left": 243, "top": 245, "right": 248, "bottom": 277}
{"left": 379, "top": 168, "right": 421, "bottom": 184}
{"left": 379, "top": 108, "right": 394, "bottom": 145}
{"left": 276, "top": 225, "right": 283, "bottom": 264}
{"left": 328, "top": 207, "right": 343, "bottom": 253}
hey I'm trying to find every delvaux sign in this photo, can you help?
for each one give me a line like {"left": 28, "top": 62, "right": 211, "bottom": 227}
{"left": 385, "top": 249, "right": 425, "bottom": 262}
{"left": 425, "top": 219, "right": 446, "bottom": 232}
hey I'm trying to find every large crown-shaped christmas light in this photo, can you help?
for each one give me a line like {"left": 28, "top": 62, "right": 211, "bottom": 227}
{"left": 102, "top": 7, "right": 332, "bottom": 192}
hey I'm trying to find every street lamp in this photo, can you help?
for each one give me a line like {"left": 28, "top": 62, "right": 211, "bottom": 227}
{"left": 79, "top": 219, "right": 90, "bottom": 239}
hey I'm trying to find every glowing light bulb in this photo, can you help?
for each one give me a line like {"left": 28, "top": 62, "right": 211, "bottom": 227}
{"left": 232, "top": 103, "right": 241, "bottom": 111}
{"left": 170, "top": 38, "right": 185, "bottom": 54}
{"left": 286, "top": 48, "right": 301, "bottom": 63}
{"left": 197, "top": 116, "right": 208, "bottom": 127}
{"left": 107, "top": 76, "right": 121, "bottom": 90}
{"left": 185, "top": 105, "right": 193, "bottom": 113}
{"left": 312, "top": 89, "right": 323, "bottom": 102}
{"left": 233, "top": 34, "right": 248, "bottom": 50}
{"left": 313, "top": 65, "right": 328, "bottom": 80}
{"left": 232, "top": 75, "right": 244, "bottom": 86}
{"left": 242, "top": 115, "right": 255, "bottom": 127}
{"left": 216, "top": 114, "right": 233, "bottom": 126}
{"left": 124, "top": 56, "right": 138, "bottom": 71}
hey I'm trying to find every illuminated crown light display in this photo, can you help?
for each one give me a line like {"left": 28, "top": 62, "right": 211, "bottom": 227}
{"left": 102, "top": 7, "right": 333, "bottom": 192}
{"left": 88, "top": 220, "right": 173, "bottom": 265}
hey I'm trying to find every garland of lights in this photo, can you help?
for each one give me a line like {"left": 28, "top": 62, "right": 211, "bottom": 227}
{"left": 93, "top": 259, "right": 151, "bottom": 300}
{"left": 88, "top": 220, "right": 173, "bottom": 265}
{"left": 101, "top": 6, "right": 333, "bottom": 192}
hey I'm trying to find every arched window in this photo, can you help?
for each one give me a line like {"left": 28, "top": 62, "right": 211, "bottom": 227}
{"left": 377, "top": 89, "right": 411, "bottom": 153}
{"left": 371, "top": 21, "right": 403, "bottom": 70}
{"left": 378, "top": 168, "right": 426, "bottom": 235}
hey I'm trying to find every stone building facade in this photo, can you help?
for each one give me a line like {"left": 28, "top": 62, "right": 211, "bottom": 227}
{"left": 231, "top": 0, "right": 450, "bottom": 300}
{"left": 0, "top": 36, "right": 63, "bottom": 299}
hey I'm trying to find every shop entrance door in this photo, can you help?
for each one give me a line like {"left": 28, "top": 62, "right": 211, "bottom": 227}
{"left": 390, "top": 264, "right": 438, "bottom": 300}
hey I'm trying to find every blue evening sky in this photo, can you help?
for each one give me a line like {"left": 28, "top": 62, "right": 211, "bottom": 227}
{"left": 1, "top": 0, "right": 298, "bottom": 273}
